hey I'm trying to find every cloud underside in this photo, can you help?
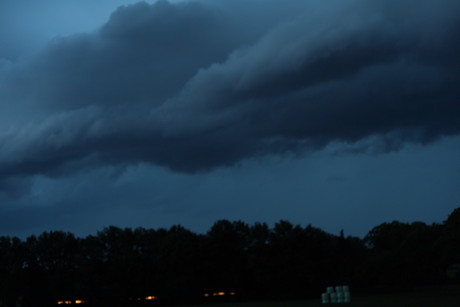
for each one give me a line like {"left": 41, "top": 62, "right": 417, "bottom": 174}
{"left": 1, "top": 0, "right": 460, "bottom": 184}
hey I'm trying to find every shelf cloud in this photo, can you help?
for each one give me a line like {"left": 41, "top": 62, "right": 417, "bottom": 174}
{"left": 1, "top": 0, "right": 459, "bottom": 186}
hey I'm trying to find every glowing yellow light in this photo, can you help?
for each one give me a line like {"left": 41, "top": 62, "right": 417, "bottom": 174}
{"left": 212, "top": 291, "right": 226, "bottom": 296}
{"left": 57, "top": 299, "right": 86, "bottom": 305}
{"left": 145, "top": 296, "right": 157, "bottom": 300}
{"left": 204, "top": 293, "right": 210, "bottom": 297}
{"left": 229, "top": 292, "right": 236, "bottom": 295}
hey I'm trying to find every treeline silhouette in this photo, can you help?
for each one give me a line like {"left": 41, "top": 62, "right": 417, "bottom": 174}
{"left": 0, "top": 208, "right": 459, "bottom": 306}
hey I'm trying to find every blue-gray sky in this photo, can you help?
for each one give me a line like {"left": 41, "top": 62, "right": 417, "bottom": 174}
{"left": 1, "top": 0, "right": 459, "bottom": 238}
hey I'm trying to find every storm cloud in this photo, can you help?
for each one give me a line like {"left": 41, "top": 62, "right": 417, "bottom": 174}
{"left": 1, "top": 0, "right": 460, "bottom": 187}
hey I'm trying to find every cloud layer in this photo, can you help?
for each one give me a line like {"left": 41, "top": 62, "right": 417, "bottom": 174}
{"left": 1, "top": 0, "right": 460, "bottom": 188}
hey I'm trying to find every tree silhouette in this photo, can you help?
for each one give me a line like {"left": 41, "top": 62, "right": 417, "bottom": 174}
{"left": 0, "top": 207, "right": 459, "bottom": 305}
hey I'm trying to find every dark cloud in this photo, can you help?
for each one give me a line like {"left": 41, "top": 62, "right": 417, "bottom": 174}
{"left": 152, "top": 0, "right": 460, "bottom": 168}
{"left": 1, "top": 0, "right": 460, "bottom": 191}
{"left": 3, "top": 1, "right": 245, "bottom": 111}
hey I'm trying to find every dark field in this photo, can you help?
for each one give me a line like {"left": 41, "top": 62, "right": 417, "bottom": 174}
{"left": 173, "top": 292, "right": 460, "bottom": 307}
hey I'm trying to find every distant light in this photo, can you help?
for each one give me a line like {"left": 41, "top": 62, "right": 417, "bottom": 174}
{"left": 56, "top": 300, "right": 71, "bottom": 305}
{"left": 145, "top": 296, "right": 157, "bottom": 300}
{"left": 212, "top": 291, "right": 226, "bottom": 296}
{"left": 57, "top": 299, "right": 87, "bottom": 305}
{"left": 229, "top": 292, "right": 236, "bottom": 295}
{"left": 204, "top": 293, "right": 210, "bottom": 297}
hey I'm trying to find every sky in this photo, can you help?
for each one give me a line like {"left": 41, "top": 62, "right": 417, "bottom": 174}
{"left": 1, "top": 0, "right": 459, "bottom": 238}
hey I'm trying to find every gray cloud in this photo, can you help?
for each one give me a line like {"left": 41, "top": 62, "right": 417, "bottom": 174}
{"left": 3, "top": 1, "right": 244, "bottom": 111}
{"left": 1, "top": 0, "right": 460, "bottom": 191}
{"left": 152, "top": 0, "right": 460, "bottom": 168}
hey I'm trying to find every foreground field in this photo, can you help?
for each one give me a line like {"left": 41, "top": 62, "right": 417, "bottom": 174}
{"left": 173, "top": 292, "right": 460, "bottom": 307}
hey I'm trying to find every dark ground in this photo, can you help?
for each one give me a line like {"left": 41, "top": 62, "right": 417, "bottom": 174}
{"left": 172, "top": 286, "right": 460, "bottom": 307}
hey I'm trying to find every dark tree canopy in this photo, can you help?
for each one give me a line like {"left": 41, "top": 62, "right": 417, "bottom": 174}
{"left": 0, "top": 207, "right": 459, "bottom": 306}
